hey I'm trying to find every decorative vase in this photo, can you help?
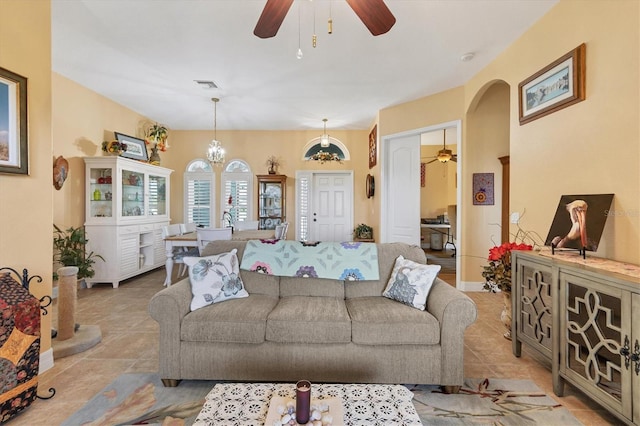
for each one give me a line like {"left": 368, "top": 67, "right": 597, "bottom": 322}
{"left": 268, "top": 166, "right": 276, "bottom": 174}
{"left": 501, "top": 291, "right": 512, "bottom": 340}
{"left": 149, "top": 146, "right": 161, "bottom": 166}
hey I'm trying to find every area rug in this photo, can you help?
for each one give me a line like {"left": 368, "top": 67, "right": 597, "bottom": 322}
{"left": 62, "top": 374, "right": 582, "bottom": 425}
{"left": 425, "top": 250, "right": 456, "bottom": 274}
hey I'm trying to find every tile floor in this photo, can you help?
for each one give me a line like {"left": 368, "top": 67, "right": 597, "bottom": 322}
{"left": 12, "top": 268, "right": 621, "bottom": 425}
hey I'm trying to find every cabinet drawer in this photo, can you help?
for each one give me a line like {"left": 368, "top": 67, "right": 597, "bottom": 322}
{"left": 119, "top": 225, "right": 139, "bottom": 235}
{"left": 140, "top": 224, "right": 154, "bottom": 232}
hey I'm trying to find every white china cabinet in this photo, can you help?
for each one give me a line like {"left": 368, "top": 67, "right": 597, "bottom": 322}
{"left": 84, "top": 156, "right": 172, "bottom": 288}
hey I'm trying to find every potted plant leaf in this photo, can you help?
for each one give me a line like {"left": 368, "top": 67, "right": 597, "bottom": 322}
{"left": 53, "top": 224, "right": 104, "bottom": 282}
{"left": 354, "top": 223, "right": 373, "bottom": 240}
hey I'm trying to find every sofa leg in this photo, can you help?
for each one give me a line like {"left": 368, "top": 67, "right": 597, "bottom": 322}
{"left": 441, "top": 385, "right": 461, "bottom": 394}
{"left": 161, "top": 379, "right": 181, "bottom": 387}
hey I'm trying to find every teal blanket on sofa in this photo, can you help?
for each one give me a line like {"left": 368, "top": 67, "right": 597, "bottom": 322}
{"left": 240, "top": 240, "right": 379, "bottom": 281}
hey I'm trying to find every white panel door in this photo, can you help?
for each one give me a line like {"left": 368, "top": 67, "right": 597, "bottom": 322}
{"left": 386, "top": 134, "right": 421, "bottom": 244}
{"left": 311, "top": 173, "right": 353, "bottom": 242}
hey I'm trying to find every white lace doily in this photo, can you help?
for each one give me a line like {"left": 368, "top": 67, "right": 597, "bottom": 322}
{"left": 194, "top": 382, "right": 422, "bottom": 425}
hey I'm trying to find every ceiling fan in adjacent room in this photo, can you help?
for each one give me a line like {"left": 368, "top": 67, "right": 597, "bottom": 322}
{"left": 422, "top": 129, "right": 458, "bottom": 164}
{"left": 253, "top": 0, "right": 396, "bottom": 38}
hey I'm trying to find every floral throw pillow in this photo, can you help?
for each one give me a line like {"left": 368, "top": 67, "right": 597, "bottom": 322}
{"left": 184, "top": 249, "right": 248, "bottom": 311}
{"left": 382, "top": 255, "right": 441, "bottom": 310}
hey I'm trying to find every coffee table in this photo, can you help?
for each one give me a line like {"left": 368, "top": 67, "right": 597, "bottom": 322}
{"left": 193, "top": 382, "right": 422, "bottom": 425}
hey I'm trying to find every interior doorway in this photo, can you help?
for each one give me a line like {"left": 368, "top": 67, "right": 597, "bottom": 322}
{"left": 381, "top": 120, "right": 462, "bottom": 288}
{"left": 294, "top": 170, "right": 354, "bottom": 242}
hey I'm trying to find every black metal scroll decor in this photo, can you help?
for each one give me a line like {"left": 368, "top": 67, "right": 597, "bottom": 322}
{"left": 0, "top": 267, "right": 56, "bottom": 400}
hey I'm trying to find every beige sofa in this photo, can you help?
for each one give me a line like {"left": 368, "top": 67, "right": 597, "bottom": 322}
{"left": 148, "top": 240, "right": 477, "bottom": 392}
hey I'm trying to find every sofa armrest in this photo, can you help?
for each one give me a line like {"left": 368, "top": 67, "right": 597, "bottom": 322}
{"left": 148, "top": 278, "right": 193, "bottom": 379}
{"left": 426, "top": 278, "right": 477, "bottom": 386}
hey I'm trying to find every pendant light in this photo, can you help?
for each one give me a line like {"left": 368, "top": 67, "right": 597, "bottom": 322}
{"left": 296, "top": 2, "right": 303, "bottom": 59}
{"left": 320, "top": 118, "right": 330, "bottom": 147}
{"left": 206, "top": 98, "right": 225, "bottom": 166}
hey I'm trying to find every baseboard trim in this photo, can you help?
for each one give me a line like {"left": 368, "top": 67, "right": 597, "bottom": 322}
{"left": 460, "top": 281, "right": 485, "bottom": 292}
{"left": 39, "top": 348, "right": 54, "bottom": 374}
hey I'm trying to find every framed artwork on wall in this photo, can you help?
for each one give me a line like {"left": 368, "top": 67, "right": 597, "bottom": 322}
{"left": 368, "top": 125, "right": 377, "bottom": 169}
{"left": 0, "top": 67, "right": 28, "bottom": 175}
{"left": 518, "top": 43, "right": 586, "bottom": 125}
{"left": 472, "top": 173, "right": 494, "bottom": 205}
{"left": 115, "top": 132, "right": 149, "bottom": 161}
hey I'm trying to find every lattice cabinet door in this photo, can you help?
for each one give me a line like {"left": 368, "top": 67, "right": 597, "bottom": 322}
{"left": 512, "top": 253, "right": 554, "bottom": 361}
{"left": 559, "top": 270, "right": 635, "bottom": 423}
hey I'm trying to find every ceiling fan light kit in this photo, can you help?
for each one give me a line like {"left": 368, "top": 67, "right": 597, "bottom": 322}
{"left": 424, "top": 129, "right": 458, "bottom": 165}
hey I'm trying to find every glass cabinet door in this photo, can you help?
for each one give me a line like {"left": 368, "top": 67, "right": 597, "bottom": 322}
{"left": 88, "top": 166, "right": 113, "bottom": 218}
{"left": 122, "top": 169, "right": 145, "bottom": 217}
{"left": 257, "top": 175, "right": 286, "bottom": 230}
{"left": 148, "top": 174, "right": 167, "bottom": 216}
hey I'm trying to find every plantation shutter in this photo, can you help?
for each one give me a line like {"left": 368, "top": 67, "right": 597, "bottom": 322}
{"left": 221, "top": 160, "right": 253, "bottom": 227}
{"left": 296, "top": 171, "right": 311, "bottom": 241}
{"left": 183, "top": 160, "right": 215, "bottom": 227}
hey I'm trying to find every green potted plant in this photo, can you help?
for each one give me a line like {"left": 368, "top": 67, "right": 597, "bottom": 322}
{"left": 53, "top": 224, "right": 104, "bottom": 281}
{"left": 353, "top": 223, "right": 373, "bottom": 240}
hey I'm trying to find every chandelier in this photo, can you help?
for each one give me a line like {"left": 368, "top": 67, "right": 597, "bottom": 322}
{"left": 206, "top": 98, "right": 225, "bottom": 166}
{"left": 320, "top": 118, "right": 330, "bottom": 147}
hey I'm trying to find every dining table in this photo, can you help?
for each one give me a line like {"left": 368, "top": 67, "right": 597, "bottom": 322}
{"left": 163, "top": 228, "right": 276, "bottom": 286}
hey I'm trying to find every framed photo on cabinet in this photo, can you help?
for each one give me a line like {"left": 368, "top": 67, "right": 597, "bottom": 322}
{"left": 115, "top": 132, "right": 149, "bottom": 161}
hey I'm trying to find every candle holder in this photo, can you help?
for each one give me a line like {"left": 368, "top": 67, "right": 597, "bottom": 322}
{"left": 295, "top": 380, "right": 311, "bottom": 424}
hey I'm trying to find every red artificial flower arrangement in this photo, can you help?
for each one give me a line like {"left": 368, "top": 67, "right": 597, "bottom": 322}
{"left": 482, "top": 242, "right": 533, "bottom": 293}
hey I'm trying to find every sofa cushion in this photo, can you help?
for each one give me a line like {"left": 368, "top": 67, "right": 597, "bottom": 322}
{"left": 346, "top": 297, "right": 440, "bottom": 345}
{"left": 184, "top": 249, "right": 248, "bottom": 311}
{"left": 345, "top": 243, "right": 427, "bottom": 299}
{"left": 266, "top": 297, "right": 351, "bottom": 344}
{"left": 382, "top": 255, "right": 441, "bottom": 310}
{"left": 202, "top": 240, "right": 280, "bottom": 297}
{"left": 181, "top": 294, "right": 279, "bottom": 343}
{"left": 279, "top": 276, "right": 345, "bottom": 298}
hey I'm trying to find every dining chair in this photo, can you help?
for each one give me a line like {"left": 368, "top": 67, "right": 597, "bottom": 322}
{"left": 233, "top": 220, "right": 259, "bottom": 231}
{"left": 196, "top": 228, "right": 233, "bottom": 255}
{"left": 180, "top": 222, "right": 197, "bottom": 234}
{"left": 162, "top": 224, "right": 198, "bottom": 277}
{"left": 275, "top": 221, "right": 289, "bottom": 240}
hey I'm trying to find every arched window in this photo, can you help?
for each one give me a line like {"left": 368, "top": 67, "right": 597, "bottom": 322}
{"left": 183, "top": 159, "right": 215, "bottom": 227}
{"left": 221, "top": 159, "right": 253, "bottom": 227}
{"left": 301, "top": 137, "right": 350, "bottom": 161}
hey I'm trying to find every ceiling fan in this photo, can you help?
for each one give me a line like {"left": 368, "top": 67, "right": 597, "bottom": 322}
{"left": 422, "top": 129, "right": 458, "bottom": 164}
{"left": 254, "top": 0, "right": 396, "bottom": 39}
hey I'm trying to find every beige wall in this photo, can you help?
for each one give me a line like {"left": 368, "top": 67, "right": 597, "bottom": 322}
{"left": 52, "top": 73, "right": 151, "bottom": 229}
{"left": 0, "top": 0, "right": 53, "bottom": 354}
{"left": 465, "top": 0, "right": 639, "bottom": 268}
{"left": 163, "top": 129, "right": 371, "bottom": 234}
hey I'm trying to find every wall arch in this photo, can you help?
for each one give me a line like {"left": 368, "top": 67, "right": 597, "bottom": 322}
{"left": 462, "top": 79, "right": 511, "bottom": 288}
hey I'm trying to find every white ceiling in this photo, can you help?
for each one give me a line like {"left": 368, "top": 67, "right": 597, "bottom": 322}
{"left": 51, "top": 0, "right": 557, "bottom": 132}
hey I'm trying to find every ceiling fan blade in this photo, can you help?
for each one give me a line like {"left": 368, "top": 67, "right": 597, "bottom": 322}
{"left": 254, "top": 0, "right": 294, "bottom": 39}
{"left": 345, "top": 0, "right": 396, "bottom": 36}
{"left": 426, "top": 158, "right": 438, "bottom": 164}
{"left": 450, "top": 157, "right": 457, "bottom": 163}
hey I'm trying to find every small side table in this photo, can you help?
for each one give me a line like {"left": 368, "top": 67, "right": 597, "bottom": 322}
{"left": 353, "top": 238, "right": 375, "bottom": 243}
